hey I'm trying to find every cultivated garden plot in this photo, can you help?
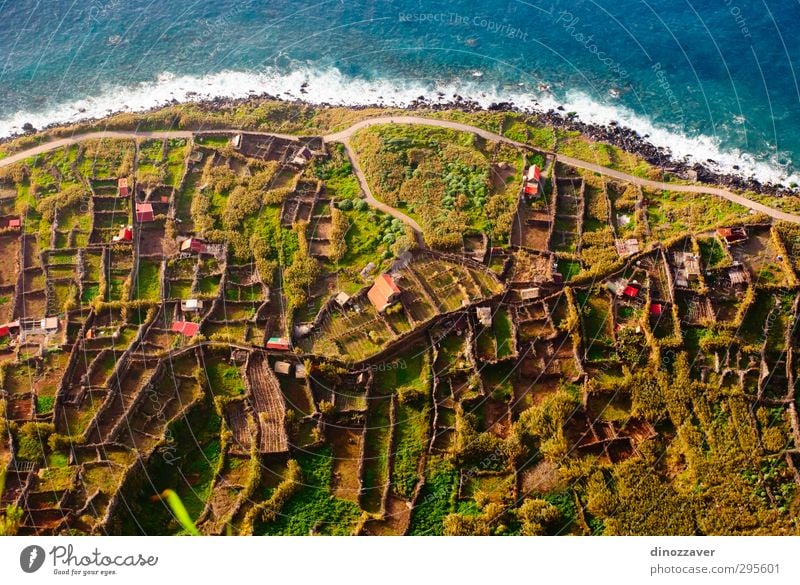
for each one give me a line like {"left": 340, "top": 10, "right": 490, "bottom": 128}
{"left": 0, "top": 114, "right": 798, "bottom": 538}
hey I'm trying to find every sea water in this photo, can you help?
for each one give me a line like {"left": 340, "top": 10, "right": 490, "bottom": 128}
{"left": 0, "top": 0, "right": 798, "bottom": 185}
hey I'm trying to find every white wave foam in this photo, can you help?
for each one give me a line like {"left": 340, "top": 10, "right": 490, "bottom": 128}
{"left": 0, "top": 66, "right": 796, "bottom": 186}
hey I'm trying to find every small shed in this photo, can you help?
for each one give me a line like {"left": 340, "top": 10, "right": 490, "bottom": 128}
{"left": 113, "top": 225, "right": 133, "bottom": 242}
{"left": 622, "top": 285, "right": 640, "bottom": 299}
{"left": 171, "top": 321, "right": 199, "bottom": 337}
{"left": 266, "top": 337, "right": 291, "bottom": 351}
{"left": 295, "top": 363, "right": 307, "bottom": 379}
{"left": 118, "top": 177, "right": 129, "bottom": 197}
{"left": 135, "top": 202, "right": 154, "bottom": 223}
{"left": 717, "top": 227, "right": 748, "bottom": 246}
{"left": 181, "top": 238, "right": 208, "bottom": 254}
{"left": 650, "top": 303, "right": 663, "bottom": 316}
{"left": 334, "top": 291, "right": 352, "bottom": 308}
{"left": 274, "top": 361, "right": 291, "bottom": 375}
{"left": 292, "top": 146, "right": 313, "bottom": 166}
{"left": 519, "top": 287, "right": 540, "bottom": 301}
{"left": 7, "top": 217, "right": 20, "bottom": 229}
{"left": 181, "top": 299, "right": 204, "bottom": 312}
{"left": 476, "top": 307, "right": 492, "bottom": 327}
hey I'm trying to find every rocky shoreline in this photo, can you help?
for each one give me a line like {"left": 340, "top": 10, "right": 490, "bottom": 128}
{"left": 5, "top": 91, "right": 797, "bottom": 199}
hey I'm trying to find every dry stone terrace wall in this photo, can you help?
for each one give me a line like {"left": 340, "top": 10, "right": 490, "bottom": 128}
{"left": 1, "top": 122, "right": 799, "bottom": 536}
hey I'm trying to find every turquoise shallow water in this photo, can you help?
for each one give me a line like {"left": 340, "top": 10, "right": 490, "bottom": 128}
{"left": 1, "top": 0, "right": 798, "bottom": 183}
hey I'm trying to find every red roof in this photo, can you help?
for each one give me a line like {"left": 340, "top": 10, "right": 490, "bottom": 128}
{"left": 181, "top": 238, "right": 207, "bottom": 254}
{"left": 171, "top": 321, "right": 199, "bottom": 337}
{"left": 527, "top": 165, "right": 541, "bottom": 182}
{"left": 118, "top": 226, "right": 132, "bottom": 241}
{"left": 118, "top": 177, "right": 129, "bottom": 196}
{"left": 266, "top": 338, "right": 291, "bottom": 351}
{"left": 0, "top": 326, "right": 9, "bottom": 337}
{"left": 7, "top": 218, "right": 20, "bottom": 228}
{"left": 622, "top": 285, "right": 640, "bottom": 298}
{"left": 367, "top": 274, "right": 401, "bottom": 312}
{"left": 524, "top": 183, "right": 539, "bottom": 196}
{"left": 650, "top": 303, "right": 663, "bottom": 315}
{"left": 136, "top": 202, "right": 154, "bottom": 222}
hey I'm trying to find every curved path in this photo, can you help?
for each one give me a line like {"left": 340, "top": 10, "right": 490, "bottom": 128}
{"left": 2, "top": 117, "right": 799, "bottom": 226}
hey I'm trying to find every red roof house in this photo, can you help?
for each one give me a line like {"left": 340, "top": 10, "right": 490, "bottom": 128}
{"left": 171, "top": 321, "right": 199, "bottom": 337}
{"left": 524, "top": 183, "right": 540, "bottom": 196}
{"left": 180, "top": 237, "right": 208, "bottom": 254}
{"left": 7, "top": 218, "right": 20, "bottom": 229}
{"left": 650, "top": 303, "right": 663, "bottom": 315}
{"left": 527, "top": 164, "right": 541, "bottom": 183}
{"left": 717, "top": 227, "right": 748, "bottom": 245}
{"left": 367, "top": 274, "right": 401, "bottom": 312}
{"left": 114, "top": 225, "right": 133, "bottom": 242}
{"left": 266, "top": 337, "right": 291, "bottom": 351}
{"left": 622, "top": 285, "right": 640, "bottom": 299}
{"left": 118, "top": 177, "right": 129, "bottom": 197}
{"left": 135, "top": 202, "right": 154, "bottom": 223}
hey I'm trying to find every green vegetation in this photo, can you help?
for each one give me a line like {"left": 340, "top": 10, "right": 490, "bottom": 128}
{"left": 351, "top": 125, "right": 520, "bottom": 248}
{"left": 1, "top": 100, "right": 798, "bottom": 538}
{"left": 259, "top": 447, "right": 361, "bottom": 535}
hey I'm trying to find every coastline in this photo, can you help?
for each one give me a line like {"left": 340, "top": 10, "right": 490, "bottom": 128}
{"left": 2, "top": 88, "right": 796, "bottom": 201}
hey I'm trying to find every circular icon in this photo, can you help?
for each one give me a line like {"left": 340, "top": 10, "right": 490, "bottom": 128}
{"left": 20, "top": 545, "right": 46, "bottom": 573}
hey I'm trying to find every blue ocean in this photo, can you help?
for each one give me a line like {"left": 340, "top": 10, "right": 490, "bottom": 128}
{"left": 1, "top": 0, "right": 798, "bottom": 184}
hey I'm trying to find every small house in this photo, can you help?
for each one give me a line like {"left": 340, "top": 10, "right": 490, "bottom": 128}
{"left": 717, "top": 227, "right": 748, "bottom": 246}
{"left": 266, "top": 337, "right": 291, "bottom": 351}
{"left": 291, "top": 146, "right": 313, "bottom": 166}
{"left": 42, "top": 317, "right": 59, "bottom": 332}
{"left": 523, "top": 182, "right": 540, "bottom": 196}
{"left": 476, "top": 307, "right": 492, "bottom": 327}
{"left": 334, "top": 291, "right": 352, "bottom": 308}
{"left": 295, "top": 363, "right": 307, "bottom": 379}
{"left": 113, "top": 225, "right": 133, "bottom": 242}
{"left": 367, "top": 274, "right": 401, "bottom": 312}
{"left": 171, "top": 321, "right": 199, "bottom": 337}
{"left": 650, "top": 303, "right": 663, "bottom": 316}
{"left": 519, "top": 287, "right": 541, "bottom": 301}
{"left": 0, "top": 320, "right": 20, "bottom": 337}
{"left": 181, "top": 299, "right": 204, "bottom": 312}
{"left": 523, "top": 164, "right": 542, "bottom": 198}
{"left": 118, "top": 177, "right": 129, "bottom": 197}
{"left": 622, "top": 284, "right": 640, "bottom": 299}
{"left": 6, "top": 217, "right": 20, "bottom": 229}
{"left": 135, "top": 202, "right": 154, "bottom": 223}
{"left": 274, "top": 361, "right": 291, "bottom": 376}
{"left": 181, "top": 238, "right": 208, "bottom": 255}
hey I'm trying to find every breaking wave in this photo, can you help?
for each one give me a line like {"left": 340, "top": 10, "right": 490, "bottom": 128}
{"left": 0, "top": 66, "right": 796, "bottom": 187}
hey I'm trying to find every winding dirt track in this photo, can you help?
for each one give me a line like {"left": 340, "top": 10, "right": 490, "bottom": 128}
{"left": 2, "top": 117, "right": 798, "bottom": 234}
